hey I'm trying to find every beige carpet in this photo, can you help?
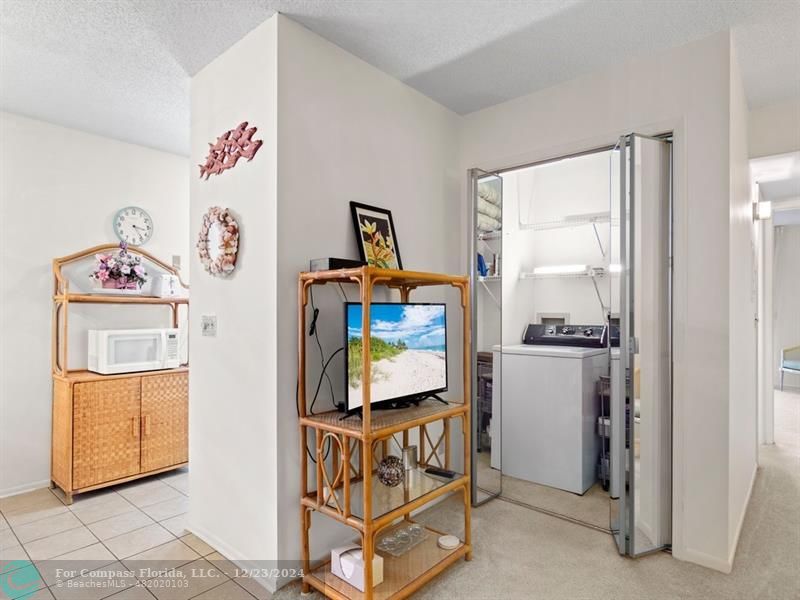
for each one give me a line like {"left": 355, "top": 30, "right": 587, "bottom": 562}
{"left": 277, "top": 390, "right": 800, "bottom": 599}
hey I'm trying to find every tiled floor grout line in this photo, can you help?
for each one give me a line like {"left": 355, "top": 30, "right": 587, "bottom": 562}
{"left": 2, "top": 475, "right": 243, "bottom": 600}
{"left": 12, "top": 522, "right": 88, "bottom": 546}
{"left": 0, "top": 512, "right": 36, "bottom": 578}
{"left": 4, "top": 482, "right": 182, "bottom": 531}
{"left": 39, "top": 533, "right": 192, "bottom": 596}
{"left": 157, "top": 475, "right": 189, "bottom": 496}
{"left": 226, "top": 578, "right": 263, "bottom": 600}
{"left": 186, "top": 577, "right": 239, "bottom": 600}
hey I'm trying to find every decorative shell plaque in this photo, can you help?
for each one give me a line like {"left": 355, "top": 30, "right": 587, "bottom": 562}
{"left": 197, "top": 206, "right": 239, "bottom": 276}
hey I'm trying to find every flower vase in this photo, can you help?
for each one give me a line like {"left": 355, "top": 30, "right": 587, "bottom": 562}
{"left": 101, "top": 279, "right": 139, "bottom": 291}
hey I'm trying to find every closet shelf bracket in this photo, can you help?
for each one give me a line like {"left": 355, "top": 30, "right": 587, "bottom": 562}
{"left": 479, "top": 278, "right": 501, "bottom": 308}
{"left": 592, "top": 222, "right": 606, "bottom": 258}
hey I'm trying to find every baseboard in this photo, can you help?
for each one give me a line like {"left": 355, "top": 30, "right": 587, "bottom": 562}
{"left": 674, "top": 546, "right": 733, "bottom": 574}
{"left": 186, "top": 523, "right": 279, "bottom": 594}
{"left": 728, "top": 464, "right": 758, "bottom": 569}
{"left": 776, "top": 384, "right": 800, "bottom": 392}
{"left": 0, "top": 479, "right": 51, "bottom": 499}
{"left": 674, "top": 463, "right": 758, "bottom": 575}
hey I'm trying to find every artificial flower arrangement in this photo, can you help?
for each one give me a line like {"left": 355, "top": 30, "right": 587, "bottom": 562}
{"left": 90, "top": 242, "right": 148, "bottom": 290}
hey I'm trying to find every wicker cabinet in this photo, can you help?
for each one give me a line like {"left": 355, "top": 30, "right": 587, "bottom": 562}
{"left": 52, "top": 369, "right": 188, "bottom": 503}
{"left": 51, "top": 245, "right": 190, "bottom": 504}
{"left": 141, "top": 372, "right": 189, "bottom": 472}
{"left": 72, "top": 377, "right": 142, "bottom": 489}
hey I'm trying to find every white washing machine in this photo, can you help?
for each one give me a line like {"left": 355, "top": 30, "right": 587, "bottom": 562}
{"left": 494, "top": 343, "right": 608, "bottom": 494}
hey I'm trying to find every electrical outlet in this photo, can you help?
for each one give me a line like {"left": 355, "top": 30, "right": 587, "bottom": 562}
{"left": 201, "top": 315, "right": 217, "bottom": 337}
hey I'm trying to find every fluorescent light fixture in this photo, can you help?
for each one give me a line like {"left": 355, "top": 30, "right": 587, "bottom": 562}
{"left": 608, "top": 263, "right": 623, "bottom": 273}
{"left": 532, "top": 264, "right": 588, "bottom": 275}
{"left": 753, "top": 200, "right": 772, "bottom": 221}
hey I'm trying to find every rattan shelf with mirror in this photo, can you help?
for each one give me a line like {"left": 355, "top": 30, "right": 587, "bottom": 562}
{"left": 50, "top": 244, "right": 189, "bottom": 504}
{"left": 298, "top": 266, "right": 472, "bottom": 600}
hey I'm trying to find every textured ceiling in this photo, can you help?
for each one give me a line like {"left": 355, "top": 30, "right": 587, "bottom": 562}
{"left": 1, "top": 0, "right": 798, "bottom": 156}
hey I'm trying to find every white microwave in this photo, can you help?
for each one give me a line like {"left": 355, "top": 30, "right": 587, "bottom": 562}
{"left": 88, "top": 328, "right": 182, "bottom": 375}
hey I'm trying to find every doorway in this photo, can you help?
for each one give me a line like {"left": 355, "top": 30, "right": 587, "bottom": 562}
{"left": 469, "top": 134, "right": 673, "bottom": 557}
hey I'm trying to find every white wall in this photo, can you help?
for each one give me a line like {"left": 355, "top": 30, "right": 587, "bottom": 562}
{"left": 498, "top": 152, "right": 616, "bottom": 348}
{"left": 726, "top": 43, "right": 758, "bottom": 562}
{"left": 187, "top": 16, "right": 279, "bottom": 580}
{"left": 274, "top": 14, "right": 462, "bottom": 583}
{"left": 748, "top": 97, "right": 800, "bottom": 158}
{"left": 774, "top": 225, "right": 800, "bottom": 389}
{"left": 460, "top": 31, "right": 753, "bottom": 572}
{"left": 0, "top": 112, "right": 189, "bottom": 497}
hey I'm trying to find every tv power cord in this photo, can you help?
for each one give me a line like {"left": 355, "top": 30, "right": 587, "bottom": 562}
{"left": 295, "top": 285, "right": 346, "bottom": 464}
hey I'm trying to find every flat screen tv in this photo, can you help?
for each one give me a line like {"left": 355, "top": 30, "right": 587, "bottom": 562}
{"left": 345, "top": 302, "right": 447, "bottom": 413}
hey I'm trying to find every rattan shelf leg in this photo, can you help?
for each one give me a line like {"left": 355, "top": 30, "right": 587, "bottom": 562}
{"left": 363, "top": 436, "right": 375, "bottom": 600}
{"left": 462, "top": 414, "right": 472, "bottom": 561}
{"left": 363, "top": 528, "right": 375, "bottom": 600}
{"left": 300, "top": 506, "right": 311, "bottom": 594}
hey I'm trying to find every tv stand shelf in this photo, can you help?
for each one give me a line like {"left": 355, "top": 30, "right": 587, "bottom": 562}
{"left": 298, "top": 266, "right": 471, "bottom": 600}
{"left": 300, "top": 400, "right": 467, "bottom": 440}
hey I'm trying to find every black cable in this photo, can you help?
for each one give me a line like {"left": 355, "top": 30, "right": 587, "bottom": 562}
{"left": 296, "top": 376, "right": 334, "bottom": 464}
{"left": 309, "top": 287, "right": 340, "bottom": 410}
{"left": 309, "top": 348, "right": 344, "bottom": 416}
{"left": 296, "top": 285, "right": 346, "bottom": 464}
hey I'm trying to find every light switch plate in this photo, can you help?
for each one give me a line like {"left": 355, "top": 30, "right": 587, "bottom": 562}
{"left": 201, "top": 315, "right": 217, "bottom": 337}
{"left": 172, "top": 255, "right": 181, "bottom": 270}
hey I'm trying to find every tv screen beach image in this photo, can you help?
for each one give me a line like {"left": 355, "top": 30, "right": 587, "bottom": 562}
{"left": 347, "top": 304, "right": 447, "bottom": 409}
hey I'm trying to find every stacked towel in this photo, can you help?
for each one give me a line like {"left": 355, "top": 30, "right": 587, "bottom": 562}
{"left": 477, "top": 181, "right": 502, "bottom": 232}
{"left": 477, "top": 213, "right": 500, "bottom": 232}
{"left": 478, "top": 197, "right": 501, "bottom": 220}
{"left": 478, "top": 182, "right": 501, "bottom": 206}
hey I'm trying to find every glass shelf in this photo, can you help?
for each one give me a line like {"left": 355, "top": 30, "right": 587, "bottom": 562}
{"left": 325, "top": 467, "right": 465, "bottom": 520}
{"left": 306, "top": 522, "right": 466, "bottom": 600}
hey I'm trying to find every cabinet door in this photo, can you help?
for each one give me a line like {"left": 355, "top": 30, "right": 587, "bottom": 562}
{"left": 73, "top": 378, "right": 141, "bottom": 489}
{"left": 141, "top": 372, "right": 188, "bottom": 472}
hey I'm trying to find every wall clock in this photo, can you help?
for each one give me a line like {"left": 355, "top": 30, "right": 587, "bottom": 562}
{"left": 114, "top": 206, "right": 153, "bottom": 246}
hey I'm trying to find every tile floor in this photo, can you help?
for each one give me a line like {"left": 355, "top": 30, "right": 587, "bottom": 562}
{"left": 0, "top": 469, "right": 269, "bottom": 600}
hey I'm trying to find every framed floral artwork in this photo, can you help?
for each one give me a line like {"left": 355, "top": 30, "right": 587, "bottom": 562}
{"left": 349, "top": 202, "right": 403, "bottom": 270}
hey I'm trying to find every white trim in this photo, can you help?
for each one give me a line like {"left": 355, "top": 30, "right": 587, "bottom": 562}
{"left": 676, "top": 546, "right": 734, "bottom": 574}
{"left": 187, "top": 523, "right": 282, "bottom": 593}
{"left": 0, "top": 480, "right": 52, "bottom": 499}
{"left": 728, "top": 464, "right": 758, "bottom": 569}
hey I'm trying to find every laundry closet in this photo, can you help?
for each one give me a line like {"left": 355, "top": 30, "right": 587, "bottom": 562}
{"left": 470, "top": 136, "right": 673, "bottom": 557}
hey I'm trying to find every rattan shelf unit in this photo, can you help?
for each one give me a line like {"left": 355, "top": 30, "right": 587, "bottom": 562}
{"left": 50, "top": 244, "right": 190, "bottom": 503}
{"left": 298, "top": 267, "right": 472, "bottom": 600}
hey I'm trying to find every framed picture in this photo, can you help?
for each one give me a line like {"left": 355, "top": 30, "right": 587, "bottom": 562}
{"left": 350, "top": 202, "right": 403, "bottom": 270}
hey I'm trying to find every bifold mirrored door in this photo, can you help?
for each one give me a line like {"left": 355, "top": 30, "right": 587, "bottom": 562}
{"left": 610, "top": 134, "right": 672, "bottom": 556}
{"left": 469, "top": 168, "right": 503, "bottom": 505}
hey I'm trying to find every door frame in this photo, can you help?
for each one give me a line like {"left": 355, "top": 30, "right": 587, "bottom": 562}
{"left": 469, "top": 167, "right": 504, "bottom": 506}
{"left": 466, "top": 130, "right": 675, "bottom": 557}
{"left": 615, "top": 132, "right": 674, "bottom": 556}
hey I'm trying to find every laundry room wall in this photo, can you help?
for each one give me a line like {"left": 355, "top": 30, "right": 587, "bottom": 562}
{"left": 459, "top": 31, "right": 754, "bottom": 573}
{"left": 499, "top": 150, "right": 616, "bottom": 346}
